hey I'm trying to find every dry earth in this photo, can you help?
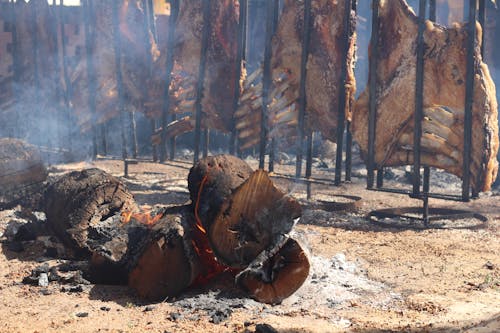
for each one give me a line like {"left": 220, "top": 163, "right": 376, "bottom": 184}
{"left": 0, "top": 156, "right": 499, "bottom": 333}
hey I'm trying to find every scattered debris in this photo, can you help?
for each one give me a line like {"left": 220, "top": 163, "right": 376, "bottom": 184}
{"left": 38, "top": 273, "right": 49, "bottom": 287}
{"left": 255, "top": 323, "right": 278, "bottom": 333}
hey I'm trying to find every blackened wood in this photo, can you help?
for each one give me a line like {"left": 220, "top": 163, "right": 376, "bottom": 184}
{"left": 0, "top": 138, "right": 47, "bottom": 209}
{"left": 44, "top": 168, "right": 138, "bottom": 258}
{"left": 210, "top": 170, "right": 302, "bottom": 268}
{"left": 187, "top": 155, "right": 253, "bottom": 230}
{"left": 236, "top": 237, "right": 310, "bottom": 304}
{"left": 127, "top": 206, "right": 201, "bottom": 300}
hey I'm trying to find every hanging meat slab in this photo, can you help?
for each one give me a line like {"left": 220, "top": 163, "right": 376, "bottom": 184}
{"left": 235, "top": 0, "right": 356, "bottom": 150}
{"left": 152, "top": 0, "right": 242, "bottom": 138}
{"left": 351, "top": 0, "right": 498, "bottom": 193}
{"left": 71, "top": 0, "right": 158, "bottom": 131}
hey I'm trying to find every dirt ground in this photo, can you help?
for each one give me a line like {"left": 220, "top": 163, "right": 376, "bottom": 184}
{"left": 0, "top": 156, "right": 499, "bottom": 333}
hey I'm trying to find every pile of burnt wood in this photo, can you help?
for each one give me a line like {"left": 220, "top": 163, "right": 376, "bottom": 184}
{"left": 1, "top": 140, "right": 309, "bottom": 304}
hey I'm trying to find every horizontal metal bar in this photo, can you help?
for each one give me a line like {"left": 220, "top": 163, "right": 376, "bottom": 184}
{"left": 368, "top": 187, "right": 465, "bottom": 202}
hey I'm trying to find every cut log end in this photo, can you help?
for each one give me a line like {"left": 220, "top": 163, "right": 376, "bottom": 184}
{"left": 128, "top": 233, "right": 194, "bottom": 300}
{"left": 236, "top": 237, "right": 310, "bottom": 305}
{"left": 127, "top": 211, "right": 201, "bottom": 301}
{"left": 209, "top": 170, "right": 302, "bottom": 268}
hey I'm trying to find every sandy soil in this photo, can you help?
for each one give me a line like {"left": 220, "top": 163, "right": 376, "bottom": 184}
{"left": 0, "top": 156, "right": 499, "bottom": 333}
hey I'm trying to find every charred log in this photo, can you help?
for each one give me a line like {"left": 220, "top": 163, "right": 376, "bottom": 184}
{"left": 127, "top": 207, "right": 201, "bottom": 301}
{"left": 0, "top": 138, "right": 47, "bottom": 210}
{"left": 209, "top": 170, "right": 302, "bottom": 268}
{"left": 188, "top": 155, "right": 302, "bottom": 269}
{"left": 187, "top": 155, "right": 253, "bottom": 230}
{"left": 43, "top": 168, "right": 138, "bottom": 258}
{"left": 236, "top": 236, "right": 310, "bottom": 304}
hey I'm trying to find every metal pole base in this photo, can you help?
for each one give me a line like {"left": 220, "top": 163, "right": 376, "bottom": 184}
{"left": 368, "top": 207, "right": 488, "bottom": 230}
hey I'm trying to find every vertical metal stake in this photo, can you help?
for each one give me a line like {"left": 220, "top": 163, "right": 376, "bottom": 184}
{"left": 462, "top": 0, "right": 477, "bottom": 201}
{"left": 367, "top": 0, "right": 380, "bottom": 189}
{"left": 334, "top": 0, "right": 354, "bottom": 186}
{"left": 295, "top": 0, "right": 312, "bottom": 178}
{"left": 159, "top": 0, "right": 179, "bottom": 162}
{"left": 306, "top": 132, "right": 313, "bottom": 200}
{"left": 111, "top": 0, "right": 129, "bottom": 162}
{"left": 259, "top": 0, "right": 276, "bottom": 169}
{"left": 413, "top": 0, "right": 427, "bottom": 196}
{"left": 194, "top": 0, "right": 212, "bottom": 164}
{"left": 230, "top": 0, "right": 248, "bottom": 155}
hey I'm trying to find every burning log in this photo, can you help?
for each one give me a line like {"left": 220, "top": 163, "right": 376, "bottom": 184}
{"left": 236, "top": 236, "right": 310, "bottom": 304}
{"left": 187, "top": 155, "right": 254, "bottom": 230}
{"left": 209, "top": 169, "right": 302, "bottom": 268}
{"left": 188, "top": 156, "right": 302, "bottom": 268}
{"left": 0, "top": 138, "right": 47, "bottom": 209}
{"left": 43, "top": 168, "right": 139, "bottom": 258}
{"left": 41, "top": 155, "right": 309, "bottom": 303}
{"left": 126, "top": 206, "right": 201, "bottom": 301}
{"left": 44, "top": 169, "right": 201, "bottom": 299}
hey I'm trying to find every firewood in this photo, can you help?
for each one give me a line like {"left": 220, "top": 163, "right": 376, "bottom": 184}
{"left": 187, "top": 155, "right": 253, "bottom": 231}
{"left": 0, "top": 138, "right": 47, "bottom": 209}
{"left": 236, "top": 236, "right": 310, "bottom": 305}
{"left": 44, "top": 168, "right": 138, "bottom": 258}
{"left": 127, "top": 206, "right": 201, "bottom": 301}
{"left": 209, "top": 170, "right": 302, "bottom": 268}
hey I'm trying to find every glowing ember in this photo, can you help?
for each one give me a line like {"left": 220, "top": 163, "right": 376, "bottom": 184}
{"left": 120, "top": 210, "right": 163, "bottom": 226}
{"left": 191, "top": 174, "right": 237, "bottom": 286}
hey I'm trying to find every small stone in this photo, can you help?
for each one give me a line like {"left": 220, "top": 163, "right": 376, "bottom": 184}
{"left": 39, "top": 288, "right": 52, "bottom": 295}
{"left": 143, "top": 305, "right": 156, "bottom": 312}
{"left": 75, "top": 312, "right": 88, "bottom": 318}
{"left": 100, "top": 306, "right": 111, "bottom": 312}
{"left": 61, "top": 285, "right": 84, "bottom": 293}
{"left": 168, "top": 312, "right": 181, "bottom": 322}
{"left": 48, "top": 268, "right": 61, "bottom": 282}
{"left": 38, "top": 273, "right": 49, "bottom": 287}
{"left": 485, "top": 261, "right": 495, "bottom": 270}
{"left": 255, "top": 323, "right": 278, "bottom": 333}
{"left": 22, "top": 275, "right": 38, "bottom": 285}
{"left": 34, "top": 263, "right": 50, "bottom": 274}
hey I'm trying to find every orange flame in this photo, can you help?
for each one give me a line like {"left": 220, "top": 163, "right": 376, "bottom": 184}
{"left": 121, "top": 210, "right": 163, "bottom": 226}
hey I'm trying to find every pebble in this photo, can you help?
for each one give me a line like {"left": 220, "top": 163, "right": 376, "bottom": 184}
{"left": 143, "top": 305, "right": 156, "bottom": 312}
{"left": 75, "top": 312, "right": 88, "bottom": 318}
{"left": 39, "top": 288, "right": 52, "bottom": 296}
{"left": 255, "top": 323, "right": 278, "bottom": 333}
{"left": 100, "top": 306, "right": 111, "bottom": 312}
{"left": 38, "top": 273, "right": 49, "bottom": 287}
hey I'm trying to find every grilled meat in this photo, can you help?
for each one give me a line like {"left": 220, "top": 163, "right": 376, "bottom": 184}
{"left": 351, "top": 0, "right": 498, "bottom": 192}
{"left": 235, "top": 0, "right": 356, "bottom": 150}
{"left": 152, "top": 0, "right": 242, "bottom": 138}
{"left": 71, "top": 0, "right": 157, "bottom": 131}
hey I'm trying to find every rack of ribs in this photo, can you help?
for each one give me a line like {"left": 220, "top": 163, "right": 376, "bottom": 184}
{"left": 156, "top": 0, "right": 242, "bottom": 138}
{"left": 351, "top": 0, "right": 498, "bottom": 193}
{"left": 71, "top": 0, "right": 158, "bottom": 132}
{"left": 234, "top": 0, "right": 356, "bottom": 150}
